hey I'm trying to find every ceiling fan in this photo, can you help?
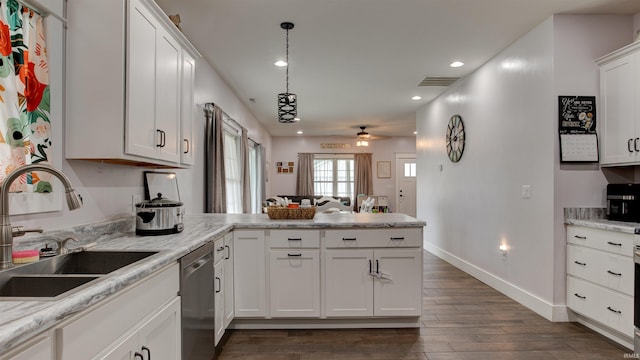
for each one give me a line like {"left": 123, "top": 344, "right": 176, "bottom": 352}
{"left": 356, "top": 126, "right": 370, "bottom": 147}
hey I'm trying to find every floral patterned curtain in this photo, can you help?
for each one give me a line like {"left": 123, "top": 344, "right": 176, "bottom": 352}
{"left": 0, "top": 0, "right": 51, "bottom": 193}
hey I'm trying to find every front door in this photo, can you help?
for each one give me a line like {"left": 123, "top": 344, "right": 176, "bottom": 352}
{"left": 396, "top": 154, "right": 416, "bottom": 217}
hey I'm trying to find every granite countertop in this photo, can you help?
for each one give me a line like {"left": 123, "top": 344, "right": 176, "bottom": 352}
{"left": 0, "top": 212, "right": 426, "bottom": 352}
{"left": 565, "top": 218, "right": 640, "bottom": 234}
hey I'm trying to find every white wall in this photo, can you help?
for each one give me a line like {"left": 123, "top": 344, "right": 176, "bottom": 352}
{"left": 11, "top": 3, "right": 271, "bottom": 234}
{"left": 270, "top": 136, "right": 415, "bottom": 210}
{"left": 416, "top": 15, "right": 632, "bottom": 320}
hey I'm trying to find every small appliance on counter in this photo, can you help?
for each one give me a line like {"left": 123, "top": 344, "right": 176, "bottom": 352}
{"left": 606, "top": 183, "right": 640, "bottom": 222}
{"left": 136, "top": 171, "right": 184, "bottom": 235}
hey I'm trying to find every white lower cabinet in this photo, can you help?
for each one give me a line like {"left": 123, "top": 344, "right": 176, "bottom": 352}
{"left": 97, "top": 297, "right": 181, "bottom": 360}
{"left": 324, "top": 248, "right": 422, "bottom": 317}
{"left": 566, "top": 225, "right": 634, "bottom": 346}
{"left": 57, "top": 264, "right": 180, "bottom": 360}
{"left": 214, "top": 258, "right": 225, "bottom": 345}
{"left": 233, "top": 230, "right": 266, "bottom": 318}
{"left": 3, "top": 335, "right": 53, "bottom": 360}
{"left": 269, "top": 250, "right": 320, "bottom": 317}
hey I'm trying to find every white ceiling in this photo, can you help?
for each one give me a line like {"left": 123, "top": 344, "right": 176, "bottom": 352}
{"left": 156, "top": 0, "right": 640, "bottom": 138}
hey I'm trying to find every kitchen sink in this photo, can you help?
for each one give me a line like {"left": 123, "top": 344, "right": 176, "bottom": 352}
{"left": 0, "top": 276, "right": 99, "bottom": 298}
{"left": 0, "top": 250, "right": 159, "bottom": 300}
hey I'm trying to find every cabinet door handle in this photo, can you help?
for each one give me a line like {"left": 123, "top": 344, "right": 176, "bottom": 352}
{"left": 376, "top": 259, "right": 380, "bottom": 274}
{"left": 288, "top": 238, "right": 302, "bottom": 241}
{"left": 574, "top": 293, "right": 586, "bottom": 300}
{"left": 628, "top": 138, "right": 634, "bottom": 153}
{"left": 184, "top": 138, "right": 190, "bottom": 154}
{"left": 156, "top": 129, "right": 163, "bottom": 147}
{"left": 607, "top": 306, "right": 622, "bottom": 314}
{"left": 369, "top": 259, "right": 372, "bottom": 274}
{"left": 134, "top": 353, "right": 144, "bottom": 360}
{"left": 225, "top": 245, "right": 230, "bottom": 260}
{"left": 607, "top": 270, "right": 622, "bottom": 276}
{"left": 287, "top": 253, "right": 302, "bottom": 257}
{"left": 142, "top": 346, "right": 151, "bottom": 359}
{"left": 573, "top": 235, "right": 586, "bottom": 240}
{"left": 574, "top": 261, "right": 586, "bottom": 266}
{"left": 215, "top": 277, "right": 221, "bottom": 293}
{"left": 607, "top": 241, "right": 622, "bottom": 247}
{"left": 342, "top": 237, "right": 357, "bottom": 241}
{"left": 635, "top": 138, "right": 640, "bottom": 152}
{"left": 390, "top": 237, "right": 405, "bottom": 241}
{"left": 161, "top": 130, "right": 166, "bottom": 147}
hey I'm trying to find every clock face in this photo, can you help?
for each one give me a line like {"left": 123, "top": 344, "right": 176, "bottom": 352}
{"left": 446, "top": 115, "right": 465, "bottom": 163}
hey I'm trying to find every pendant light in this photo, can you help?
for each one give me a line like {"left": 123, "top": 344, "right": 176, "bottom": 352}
{"left": 277, "top": 22, "right": 297, "bottom": 123}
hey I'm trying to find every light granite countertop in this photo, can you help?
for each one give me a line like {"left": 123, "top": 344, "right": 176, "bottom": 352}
{"left": 565, "top": 218, "right": 640, "bottom": 234}
{"left": 0, "top": 212, "right": 425, "bottom": 353}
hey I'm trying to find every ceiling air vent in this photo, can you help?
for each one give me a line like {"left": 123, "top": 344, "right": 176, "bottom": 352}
{"left": 418, "top": 76, "right": 459, "bottom": 87}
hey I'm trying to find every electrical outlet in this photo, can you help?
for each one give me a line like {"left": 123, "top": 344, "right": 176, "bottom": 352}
{"left": 521, "top": 185, "right": 531, "bottom": 199}
{"left": 131, "top": 194, "right": 142, "bottom": 212}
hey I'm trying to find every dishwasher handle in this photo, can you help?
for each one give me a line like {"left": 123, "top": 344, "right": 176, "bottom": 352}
{"left": 182, "top": 252, "right": 213, "bottom": 278}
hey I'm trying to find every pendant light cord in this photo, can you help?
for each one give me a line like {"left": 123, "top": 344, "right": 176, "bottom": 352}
{"left": 285, "top": 28, "right": 290, "bottom": 94}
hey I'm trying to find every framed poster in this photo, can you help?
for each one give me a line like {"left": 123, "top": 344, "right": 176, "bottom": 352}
{"left": 558, "top": 96, "right": 599, "bottom": 163}
{"left": 377, "top": 161, "right": 391, "bottom": 178}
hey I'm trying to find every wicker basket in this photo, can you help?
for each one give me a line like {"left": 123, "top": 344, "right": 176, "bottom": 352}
{"left": 267, "top": 206, "right": 316, "bottom": 219}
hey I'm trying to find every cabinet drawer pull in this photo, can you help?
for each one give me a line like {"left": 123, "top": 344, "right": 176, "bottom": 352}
{"left": 607, "top": 270, "right": 622, "bottom": 276}
{"left": 225, "top": 245, "right": 230, "bottom": 260}
{"left": 215, "top": 277, "right": 221, "bottom": 293}
{"left": 574, "top": 293, "right": 586, "bottom": 300}
{"left": 142, "top": 346, "right": 151, "bottom": 359}
{"left": 288, "top": 238, "right": 302, "bottom": 241}
{"left": 288, "top": 253, "right": 302, "bottom": 257}
{"left": 574, "top": 261, "right": 586, "bottom": 266}
{"left": 342, "top": 237, "right": 357, "bottom": 241}
{"left": 134, "top": 353, "right": 143, "bottom": 360}
{"left": 184, "top": 138, "right": 190, "bottom": 154}
{"left": 216, "top": 246, "right": 225, "bottom": 252}
{"left": 607, "top": 241, "right": 622, "bottom": 247}
{"left": 629, "top": 138, "right": 634, "bottom": 153}
{"left": 390, "top": 237, "right": 405, "bottom": 240}
{"left": 606, "top": 306, "right": 621, "bottom": 314}
{"left": 574, "top": 235, "right": 586, "bottom": 240}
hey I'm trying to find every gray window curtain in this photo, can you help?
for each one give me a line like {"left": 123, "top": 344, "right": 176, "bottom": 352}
{"left": 256, "top": 143, "right": 266, "bottom": 211}
{"left": 204, "top": 103, "right": 226, "bottom": 213}
{"left": 241, "top": 127, "right": 251, "bottom": 213}
{"left": 296, "top": 153, "right": 314, "bottom": 196}
{"left": 354, "top": 153, "right": 373, "bottom": 196}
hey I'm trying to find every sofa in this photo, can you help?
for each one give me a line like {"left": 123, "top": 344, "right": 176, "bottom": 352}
{"left": 265, "top": 195, "right": 352, "bottom": 210}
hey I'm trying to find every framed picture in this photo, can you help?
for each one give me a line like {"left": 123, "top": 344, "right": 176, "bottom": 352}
{"left": 377, "top": 161, "right": 391, "bottom": 178}
{"left": 288, "top": 161, "right": 294, "bottom": 166}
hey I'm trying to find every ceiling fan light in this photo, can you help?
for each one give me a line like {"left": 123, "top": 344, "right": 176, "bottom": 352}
{"left": 357, "top": 140, "right": 369, "bottom": 147}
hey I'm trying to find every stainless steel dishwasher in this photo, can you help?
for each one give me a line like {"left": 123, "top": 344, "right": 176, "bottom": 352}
{"left": 180, "top": 242, "right": 215, "bottom": 360}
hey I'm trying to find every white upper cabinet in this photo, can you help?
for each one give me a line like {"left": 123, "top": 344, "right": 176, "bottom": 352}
{"left": 597, "top": 42, "right": 640, "bottom": 166}
{"left": 66, "top": 0, "right": 199, "bottom": 168}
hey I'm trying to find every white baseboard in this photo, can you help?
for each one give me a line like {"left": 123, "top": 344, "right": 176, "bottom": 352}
{"left": 424, "top": 243, "right": 567, "bottom": 322}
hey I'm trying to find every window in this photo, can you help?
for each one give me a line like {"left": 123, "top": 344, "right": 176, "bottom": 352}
{"left": 404, "top": 162, "right": 416, "bottom": 177}
{"left": 223, "top": 121, "right": 242, "bottom": 214}
{"left": 248, "top": 142, "right": 264, "bottom": 214}
{"left": 314, "top": 154, "right": 354, "bottom": 200}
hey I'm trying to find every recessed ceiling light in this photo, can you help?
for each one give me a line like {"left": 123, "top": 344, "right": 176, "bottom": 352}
{"left": 294, "top": 117, "right": 300, "bottom": 121}
{"left": 450, "top": 61, "right": 464, "bottom": 68}
{"left": 411, "top": 96, "right": 422, "bottom": 101}
{"left": 297, "top": 130, "right": 303, "bottom": 135}
{"left": 413, "top": 131, "right": 417, "bottom": 135}
{"left": 275, "top": 60, "right": 287, "bottom": 67}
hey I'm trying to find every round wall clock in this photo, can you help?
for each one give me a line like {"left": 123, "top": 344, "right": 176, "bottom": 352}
{"left": 446, "top": 114, "right": 465, "bottom": 162}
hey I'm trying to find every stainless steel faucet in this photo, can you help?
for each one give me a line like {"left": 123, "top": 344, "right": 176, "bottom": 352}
{"left": 0, "top": 164, "right": 83, "bottom": 268}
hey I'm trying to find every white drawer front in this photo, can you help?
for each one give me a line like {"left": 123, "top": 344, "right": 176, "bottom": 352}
{"left": 567, "top": 276, "right": 633, "bottom": 337}
{"left": 269, "top": 229, "right": 320, "bottom": 248}
{"left": 567, "top": 244, "right": 633, "bottom": 296}
{"left": 567, "top": 225, "right": 633, "bottom": 256}
{"left": 324, "top": 228, "right": 421, "bottom": 248}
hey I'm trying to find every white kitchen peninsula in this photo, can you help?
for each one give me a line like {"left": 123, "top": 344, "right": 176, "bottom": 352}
{"left": 0, "top": 213, "right": 425, "bottom": 357}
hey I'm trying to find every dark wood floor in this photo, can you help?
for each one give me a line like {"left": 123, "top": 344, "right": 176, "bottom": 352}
{"left": 215, "top": 251, "right": 630, "bottom": 359}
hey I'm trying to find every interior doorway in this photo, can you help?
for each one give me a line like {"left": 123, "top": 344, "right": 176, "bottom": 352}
{"left": 395, "top": 153, "right": 416, "bottom": 217}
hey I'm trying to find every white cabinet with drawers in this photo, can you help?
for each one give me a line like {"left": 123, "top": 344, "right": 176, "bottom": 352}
{"left": 566, "top": 225, "right": 634, "bottom": 345}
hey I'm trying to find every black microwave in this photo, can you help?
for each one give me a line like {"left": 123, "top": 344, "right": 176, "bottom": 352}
{"left": 607, "top": 183, "right": 640, "bottom": 222}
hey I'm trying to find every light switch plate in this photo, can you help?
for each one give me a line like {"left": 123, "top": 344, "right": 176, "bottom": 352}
{"left": 521, "top": 185, "right": 531, "bottom": 198}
